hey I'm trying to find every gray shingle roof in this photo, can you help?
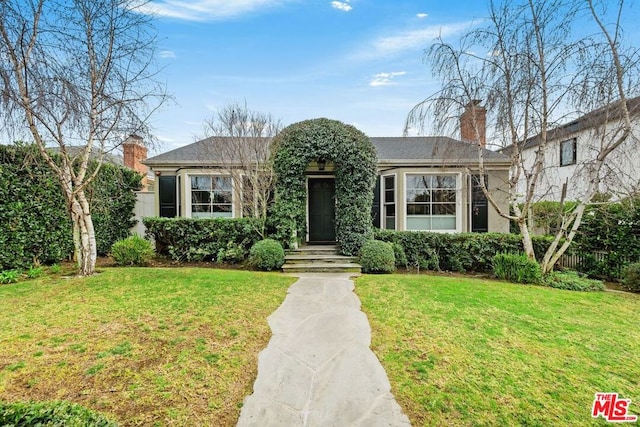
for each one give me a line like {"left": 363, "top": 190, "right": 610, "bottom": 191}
{"left": 145, "top": 135, "right": 508, "bottom": 166}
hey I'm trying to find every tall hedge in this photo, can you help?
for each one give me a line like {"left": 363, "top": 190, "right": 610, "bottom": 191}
{"left": 0, "top": 144, "right": 141, "bottom": 270}
{"left": 143, "top": 217, "right": 262, "bottom": 262}
{"left": 374, "top": 230, "right": 557, "bottom": 273}
{"left": 269, "top": 118, "right": 377, "bottom": 256}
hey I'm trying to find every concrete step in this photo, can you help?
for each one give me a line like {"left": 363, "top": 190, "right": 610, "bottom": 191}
{"left": 282, "top": 263, "right": 362, "bottom": 274}
{"left": 284, "top": 254, "right": 357, "bottom": 264}
{"left": 288, "top": 245, "right": 339, "bottom": 256}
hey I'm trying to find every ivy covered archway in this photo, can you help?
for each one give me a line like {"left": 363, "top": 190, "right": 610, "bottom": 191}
{"left": 269, "top": 118, "right": 377, "bottom": 256}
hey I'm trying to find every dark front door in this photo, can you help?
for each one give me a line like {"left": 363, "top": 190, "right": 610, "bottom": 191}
{"left": 308, "top": 178, "right": 336, "bottom": 243}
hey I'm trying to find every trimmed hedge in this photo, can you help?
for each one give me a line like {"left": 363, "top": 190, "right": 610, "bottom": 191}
{"left": 0, "top": 144, "right": 141, "bottom": 270}
{"left": 143, "top": 217, "right": 262, "bottom": 262}
{"left": 111, "top": 235, "right": 154, "bottom": 266}
{"left": 0, "top": 400, "right": 117, "bottom": 426}
{"left": 622, "top": 262, "right": 640, "bottom": 292}
{"left": 249, "top": 239, "right": 285, "bottom": 271}
{"left": 374, "top": 230, "right": 556, "bottom": 273}
{"left": 359, "top": 240, "right": 395, "bottom": 273}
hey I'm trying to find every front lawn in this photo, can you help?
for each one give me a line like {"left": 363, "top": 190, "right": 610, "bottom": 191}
{"left": 0, "top": 268, "right": 294, "bottom": 426}
{"left": 356, "top": 274, "right": 640, "bottom": 426}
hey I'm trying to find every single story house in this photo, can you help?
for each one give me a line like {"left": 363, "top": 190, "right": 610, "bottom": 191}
{"left": 143, "top": 110, "right": 511, "bottom": 244}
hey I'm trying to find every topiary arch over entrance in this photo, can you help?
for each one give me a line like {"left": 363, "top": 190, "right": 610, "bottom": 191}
{"left": 269, "top": 118, "right": 378, "bottom": 256}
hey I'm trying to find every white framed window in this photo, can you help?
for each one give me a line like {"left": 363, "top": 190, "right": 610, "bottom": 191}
{"left": 382, "top": 174, "right": 396, "bottom": 230}
{"left": 405, "top": 174, "right": 458, "bottom": 231}
{"left": 190, "top": 175, "right": 233, "bottom": 218}
{"left": 560, "top": 138, "right": 577, "bottom": 166}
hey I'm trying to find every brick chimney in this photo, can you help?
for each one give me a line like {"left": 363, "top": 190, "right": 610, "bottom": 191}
{"left": 460, "top": 100, "right": 486, "bottom": 147}
{"left": 123, "top": 134, "right": 149, "bottom": 183}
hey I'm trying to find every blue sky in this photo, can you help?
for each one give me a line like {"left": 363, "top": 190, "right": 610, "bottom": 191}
{"left": 142, "top": 0, "right": 487, "bottom": 152}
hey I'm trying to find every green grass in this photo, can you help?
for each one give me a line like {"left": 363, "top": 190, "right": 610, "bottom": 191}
{"left": 356, "top": 274, "right": 640, "bottom": 426}
{"left": 0, "top": 267, "right": 294, "bottom": 426}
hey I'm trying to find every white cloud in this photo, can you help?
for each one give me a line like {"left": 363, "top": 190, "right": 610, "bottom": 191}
{"left": 135, "top": 0, "right": 289, "bottom": 21}
{"left": 354, "top": 21, "right": 477, "bottom": 61}
{"left": 159, "top": 50, "right": 176, "bottom": 59}
{"left": 331, "top": 1, "right": 352, "bottom": 12}
{"left": 369, "top": 71, "right": 407, "bottom": 87}
{"left": 416, "top": 13, "right": 428, "bottom": 18}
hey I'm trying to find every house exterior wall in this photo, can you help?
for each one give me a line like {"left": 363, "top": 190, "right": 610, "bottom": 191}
{"left": 377, "top": 166, "right": 510, "bottom": 233}
{"left": 149, "top": 164, "right": 510, "bottom": 234}
{"left": 518, "top": 119, "right": 640, "bottom": 201}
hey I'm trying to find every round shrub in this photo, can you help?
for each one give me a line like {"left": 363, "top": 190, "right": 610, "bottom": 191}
{"left": 0, "top": 400, "right": 117, "bottom": 426}
{"left": 110, "top": 235, "right": 154, "bottom": 266}
{"left": 623, "top": 262, "right": 640, "bottom": 292}
{"left": 359, "top": 240, "right": 395, "bottom": 274}
{"left": 249, "top": 239, "right": 285, "bottom": 271}
{"left": 492, "top": 253, "right": 542, "bottom": 284}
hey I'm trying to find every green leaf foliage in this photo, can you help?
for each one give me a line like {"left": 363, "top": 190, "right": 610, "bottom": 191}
{"left": 269, "top": 119, "right": 378, "bottom": 256}
{"left": 143, "top": 217, "right": 262, "bottom": 262}
{"left": 0, "top": 145, "right": 142, "bottom": 271}
{"left": 622, "top": 262, "right": 640, "bottom": 292}
{"left": 359, "top": 240, "right": 396, "bottom": 274}
{"left": 248, "top": 239, "right": 285, "bottom": 271}
{"left": 110, "top": 235, "right": 154, "bottom": 266}
{"left": 374, "top": 230, "right": 555, "bottom": 273}
{"left": 543, "top": 271, "right": 604, "bottom": 291}
{"left": 492, "top": 253, "right": 543, "bottom": 284}
{"left": 0, "top": 400, "right": 117, "bottom": 427}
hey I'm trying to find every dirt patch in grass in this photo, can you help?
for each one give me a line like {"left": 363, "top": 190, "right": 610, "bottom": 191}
{"left": 0, "top": 268, "right": 295, "bottom": 426}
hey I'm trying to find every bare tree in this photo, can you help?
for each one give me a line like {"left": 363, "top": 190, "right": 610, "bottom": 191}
{"left": 200, "top": 102, "right": 282, "bottom": 237}
{"left": 0, "top": 0, "right": 166, "bottom": 275}
{"left": 407, "top": 0, "right": 639, "bottom": 273}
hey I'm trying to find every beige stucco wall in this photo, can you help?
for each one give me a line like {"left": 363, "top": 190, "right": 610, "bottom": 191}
{"left": 149, "top": 163, "right": 511, "bottom": 234}
{"left": 377, "top": 166, "right": 510, "bottom": 233}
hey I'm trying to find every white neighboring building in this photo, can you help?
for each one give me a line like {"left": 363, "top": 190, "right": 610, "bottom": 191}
{"left": 516, "top": 97, "right": 640, "bottom": 202}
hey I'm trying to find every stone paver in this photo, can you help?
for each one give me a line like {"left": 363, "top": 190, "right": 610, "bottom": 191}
{"left": 237, "top": 273, "right": 411, "bottom": 427}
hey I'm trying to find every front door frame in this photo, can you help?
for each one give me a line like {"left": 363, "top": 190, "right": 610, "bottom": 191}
{"left": 306, "top": 175, "right": 336, "bottom": 243}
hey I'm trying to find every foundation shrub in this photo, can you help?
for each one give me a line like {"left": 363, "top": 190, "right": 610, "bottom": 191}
{"left": 374, "top": 230, "right": 555, "bottom": 273}
{"left": 144, "top": 217, "right": 262, "bottom": 263}
{"left": 248, "top": 239, "right": 285, "bottom": 271}
{"left": 359, "top": 240, "right": 396, "bottom": 274}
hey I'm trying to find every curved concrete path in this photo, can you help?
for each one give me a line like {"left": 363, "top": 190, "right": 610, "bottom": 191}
{"left": 237, "top": 273, "right": 411, "bottom": 427}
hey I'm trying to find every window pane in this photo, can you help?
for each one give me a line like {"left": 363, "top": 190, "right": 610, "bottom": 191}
{"left": 433, "top": 204, "right": 456, "bottom": 215}
{"left": 385, "top": 217, "right": 396, "bottom": 230}
{"left": 407, "top": 204, "right": 430, "bottom": 215}
{"left": 213, "top": 204, "right": 232, "bottom": 213}
{"left": 434, "top": 175, "right": 456, "bottom": 189}
{"left": 407, "top": 175, "right": 430, "bottom": 190}
{"left": 213, "top": 176, "right": 232, "bottom": 190}
{"left": 407, "top": 217, "right": 431, "bottom": 230}
{"left": 384, "top": 176, "right": 394, "bottom": 190}
{"left": 385, "top": 190, "right": 394, "bottom": 202}
{"left": 433, "top": 190, "right": 456, "bottom": 203}
{"left": 191, "top": 176, "right": 211, "bottom": 190}
{"left": 191, "top": 190, "right": 210, "bottom": 204}
{"left": 385, "top": 204, "right": 396, "bottom": 216}
{"left": 431, "top": 216, "right": 456, "bottom": 230}
{"left": 213, "top": 191, "right": 232, "bottom": 204}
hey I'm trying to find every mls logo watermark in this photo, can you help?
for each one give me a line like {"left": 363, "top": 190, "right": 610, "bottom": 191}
{"left": 592, "top": 393, "right": 638, "bottom": 423}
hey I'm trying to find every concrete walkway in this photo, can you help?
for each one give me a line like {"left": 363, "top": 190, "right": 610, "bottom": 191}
{"left": 237, "top": 273, "right": 411, "bottom": 427}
